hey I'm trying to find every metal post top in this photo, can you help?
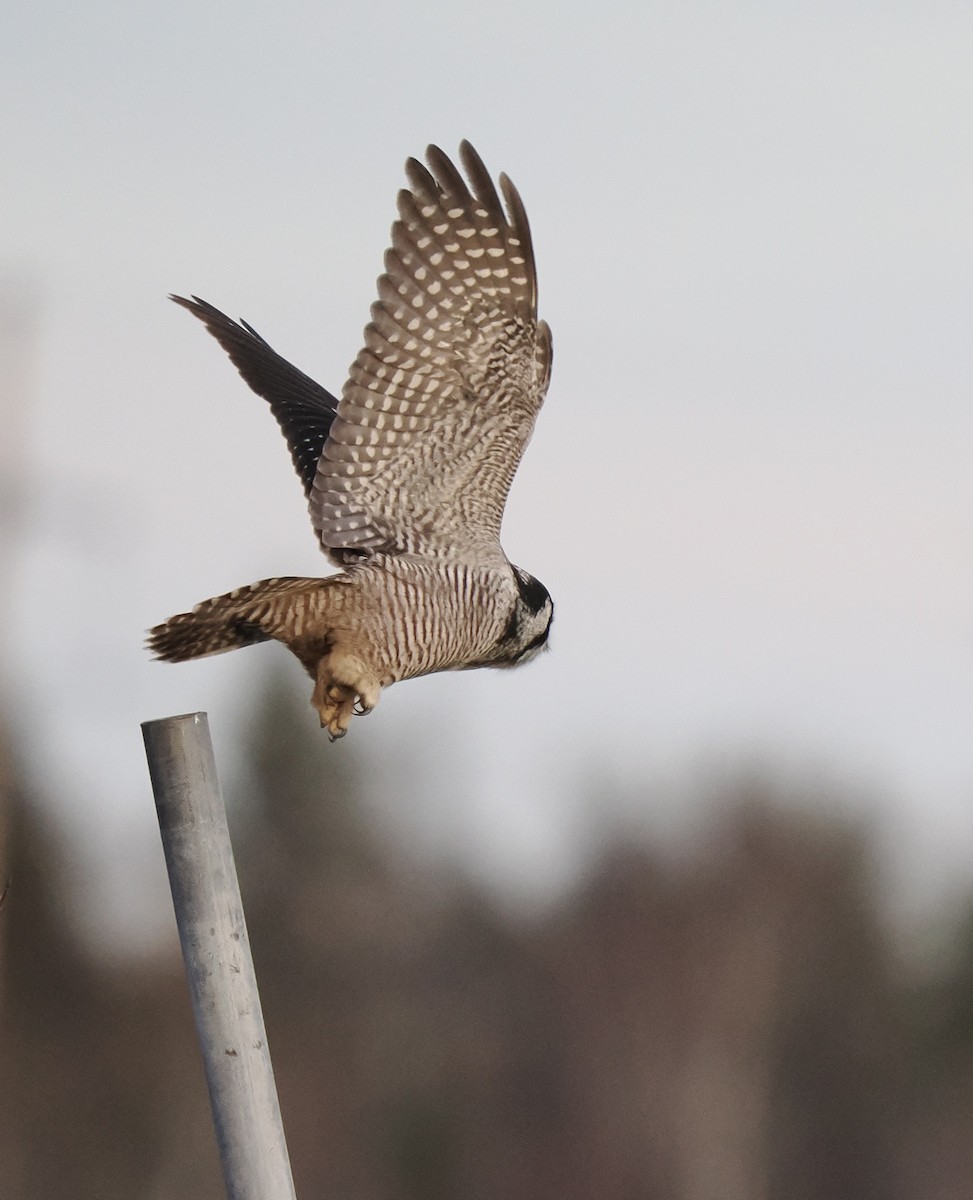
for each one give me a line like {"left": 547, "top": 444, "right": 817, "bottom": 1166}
{"left": 141, "top": 711, "right": 209, "bottom": 734}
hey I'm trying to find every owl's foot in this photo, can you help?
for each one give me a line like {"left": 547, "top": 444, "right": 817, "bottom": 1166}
{"left": 312, "top": 650, "right": 382, "bottom": 739}
{"left": 314, "top": 681, "right": 356, "bottom": 740}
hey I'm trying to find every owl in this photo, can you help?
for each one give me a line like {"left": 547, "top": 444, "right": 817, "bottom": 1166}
{"left": 149, "top": 141, "right": 554, "bottom": 738}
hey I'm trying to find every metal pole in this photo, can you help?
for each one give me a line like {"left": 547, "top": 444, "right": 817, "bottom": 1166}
{"left": 142, "top": 712, "right": 297, "bottom": 1200}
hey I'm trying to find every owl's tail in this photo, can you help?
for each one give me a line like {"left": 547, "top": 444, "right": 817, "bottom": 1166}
{"left": 147, "top": 576, "right": 325, "bottom": 663}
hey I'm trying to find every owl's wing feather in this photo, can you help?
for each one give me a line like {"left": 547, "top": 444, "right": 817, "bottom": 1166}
{"left": 171, "top": 294, "right": 339, "bottom": 498}
{"left": 310, "top": 141, "right": 552, "bottom": 566}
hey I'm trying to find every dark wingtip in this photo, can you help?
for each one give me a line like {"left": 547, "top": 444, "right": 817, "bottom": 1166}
{"left": 167, "top": 292, "right": 339, "bottom": 500}
{"left": 169, "top": 292, "right": 202, "bottom": 311}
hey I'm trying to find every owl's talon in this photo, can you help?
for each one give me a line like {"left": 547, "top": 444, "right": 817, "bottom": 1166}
{"left": 313, "top": 648, "right": 382, "bottom": 737}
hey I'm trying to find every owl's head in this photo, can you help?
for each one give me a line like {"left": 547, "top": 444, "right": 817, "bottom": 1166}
{"left": 493, "top": 565, "right": 554, "bottom": 667}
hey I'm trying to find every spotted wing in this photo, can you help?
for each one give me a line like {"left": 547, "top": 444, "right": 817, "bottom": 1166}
{"left": 310, "top": 141, "right": 553, "bottom": 566}
{"left": 171, "top": 294, "right": 339, "bottom": 498}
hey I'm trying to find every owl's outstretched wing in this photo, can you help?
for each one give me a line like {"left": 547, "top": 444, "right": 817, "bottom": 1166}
{"left": 170, "top": 294, "right": 339, "bottom": 498}
{"left": 310, "top": 141, "right": 552, "bottom": 567}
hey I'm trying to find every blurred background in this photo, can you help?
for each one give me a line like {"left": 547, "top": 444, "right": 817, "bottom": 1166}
{"left": 3, "top": 1, "right": 973, "bottom": 1196}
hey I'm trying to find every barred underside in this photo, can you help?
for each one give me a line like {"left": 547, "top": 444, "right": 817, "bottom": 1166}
{"left": 148, "top": 556, "right": 520, "bottom": 688}
{"left": 347, "top": 556, "right": 518, "bottom": 682}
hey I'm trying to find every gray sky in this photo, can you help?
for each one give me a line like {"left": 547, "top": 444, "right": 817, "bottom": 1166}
{"left": 3, "top": 0, "right": 972, "bottom": 940}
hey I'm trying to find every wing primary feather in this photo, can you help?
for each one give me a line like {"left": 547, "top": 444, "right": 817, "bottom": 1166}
{"left": 458, "top": 140, "right": 504, "bottom": 218}
{"left": 170, "top": 294, "right": 339, "bottom": 498}
{"left": 424, "top": 143, "right": 469, "bottom": 199}
{"left": 404, "top": 159, "right": 440, "bottom": 205}
{"left": 498, "top": 174, "right": 538, "bottom": 311}
{"left": 239, "top": 317, "right": 273, "bottom": 347}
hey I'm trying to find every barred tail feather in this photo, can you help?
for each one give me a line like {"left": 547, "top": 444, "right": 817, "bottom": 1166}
{"left": 147, "top": 576, "right": 322, "bottom": 663}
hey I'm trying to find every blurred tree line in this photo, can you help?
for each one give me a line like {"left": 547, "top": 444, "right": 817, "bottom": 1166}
{"left": 1, "top": 683, "right": 973, "bottom": 1199}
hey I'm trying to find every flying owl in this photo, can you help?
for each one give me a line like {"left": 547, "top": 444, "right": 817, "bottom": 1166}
{"left": 149, "top": 141, "right": 554, "bottom": 738}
